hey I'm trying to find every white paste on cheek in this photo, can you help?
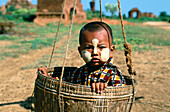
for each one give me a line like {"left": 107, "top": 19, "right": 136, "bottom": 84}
{"left": 101, "top": 48, "right": 110, "bottom": 62}
{"left": 92, "top": 39, "right": 99, "bottom": 54}
{"left": 81, "top": 50, "right": 92, "bottom": 63}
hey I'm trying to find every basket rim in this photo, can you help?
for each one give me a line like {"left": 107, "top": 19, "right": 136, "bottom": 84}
{"left": 35, "top": 80, "right": 135, "bottom": 100}
{"left": 35, "top": 72, "right": 137, "bottom": 98}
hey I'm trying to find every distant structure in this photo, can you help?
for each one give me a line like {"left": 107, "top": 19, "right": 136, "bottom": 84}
{"left": 34, "top": 0, "right": 86, "bottom": 24}
{"left": 142, "top": 12, "right": 154, "bottom": 18}
{"left": 6, "top": 0, "right": 36, "bottom": 9}
{"left": 129, "top": 8, "right": 154, "bottom": 18}
{"left": 129, "top": 8, "right": 141, "bottom": 18}
{"left": 0, "top": 0, "right": 36, "bottom": 14}
{"left": 0, "top": 3, "right": 6, "bottom": 14}
{"left": 90, "top": 1, "right": 95, "bottom": 12}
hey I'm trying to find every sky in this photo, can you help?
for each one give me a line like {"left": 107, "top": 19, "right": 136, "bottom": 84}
{"left": 0, "top": 0, "right": 170, "bottom": 17}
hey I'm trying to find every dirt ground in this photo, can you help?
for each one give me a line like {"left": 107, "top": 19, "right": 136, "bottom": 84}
{"left": 0, "top": 21, "right": 170, "bottom": 112}
{"left": 142, "top": 21, "right": 170, "bottom": 30}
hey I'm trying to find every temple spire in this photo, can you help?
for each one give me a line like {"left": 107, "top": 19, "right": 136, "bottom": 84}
{"left": 1, "top": 3, "right": 7, "bottom": 14}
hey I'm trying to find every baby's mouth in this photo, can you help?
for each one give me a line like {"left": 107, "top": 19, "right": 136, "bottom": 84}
{"left": 91, "top": 58, "right": 100, "bottom": 63}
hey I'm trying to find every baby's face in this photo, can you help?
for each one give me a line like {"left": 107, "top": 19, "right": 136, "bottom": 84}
{"left": 79, "top": 29, "right": 114, "bottom": 67}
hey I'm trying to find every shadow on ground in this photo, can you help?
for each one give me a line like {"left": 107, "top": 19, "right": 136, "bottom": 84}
{"left": 0, "top": 96, "right": 34, "bottom": 111}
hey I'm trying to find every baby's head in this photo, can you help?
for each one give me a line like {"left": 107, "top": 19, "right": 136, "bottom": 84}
{"left": 78, "top": 21, "right": 115, "bottom": 67}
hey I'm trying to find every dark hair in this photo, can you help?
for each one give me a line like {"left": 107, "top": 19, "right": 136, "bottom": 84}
{"left": 79, "top": 21, "right": 113, "bottom": 46}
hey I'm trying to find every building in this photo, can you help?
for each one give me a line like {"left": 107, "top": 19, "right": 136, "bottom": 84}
{"left": 129, "top": 8, "right": 154, "bottom": 18}
{"left": 34, "top": 0, "right": 86, "bottom": 24}
{"left": 0, "top": 0, "right": 36, "bottom": 14}
{"left": 6, "top": 0, "right": 36, "bottom": 9}
{"left": 0, "top": 3, "right": 6, "bottom": 14}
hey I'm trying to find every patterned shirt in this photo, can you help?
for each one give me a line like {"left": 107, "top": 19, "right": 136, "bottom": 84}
{"left": 69, "top": 57, "right": 126, "bottom": 87}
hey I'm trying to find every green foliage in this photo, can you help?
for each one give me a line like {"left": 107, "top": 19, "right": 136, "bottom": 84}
{"left": 28, "top": 8, "right": 37, "bottom": 15}
{"left": 6, "top": 5, "right": 17, "bottom": 13}
{"left": 123, "top": 14, "right": 127, "bottom": 19}
{"left": 0, "top": 8, "right": 37, "bottom": 22}
{"left": 0, "top": 15, "right": 16, "bottom": 20}
{"left": 0, "top": 35, "right": 20, "bottom": 40}
{"left": 105, "top": 3, "right": 118, "bottom": 17}
{"left": 86, "top": 10, "right": 93, "bottom": 20}
{"left": 21, "top": 38, "right": 54, "bottom": 49}
{"left": 158, "top": 11, "right": 170, "bottom": 22}
{"left": 0, "top": 52, "right": 19, "bottom": 58}
{"left": 5, "top": 45, "right": 21, "bottom": 49}
{"left": 159, "top": 11, "right": 167, "bottom": 17}
{"left": 0, "top": 11, "right": 2, "bottom": 15}
{"left": 86, "top": 10, "right": 102, "bottom": 19}
{"left": 125, "top": 17, "right": 162, "bottom": 23}
{"left": 12, "top": 8, "right": 28, "bottom": 15}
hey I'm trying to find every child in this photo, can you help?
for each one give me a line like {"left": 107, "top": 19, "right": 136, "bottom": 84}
{"left": 38, "top": 21, "right": 126, "bottom": 93}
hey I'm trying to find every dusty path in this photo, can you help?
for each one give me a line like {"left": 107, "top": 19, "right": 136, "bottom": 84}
{"left": 143, "top": 21, "right": 170, "bottom": 30}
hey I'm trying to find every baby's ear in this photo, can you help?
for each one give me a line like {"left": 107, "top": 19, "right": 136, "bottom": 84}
{"left": 110, "top": 45, "right": 115, "bottom": 55}
{"left": 78, "top": 46, "right": 82, "bottom": 57}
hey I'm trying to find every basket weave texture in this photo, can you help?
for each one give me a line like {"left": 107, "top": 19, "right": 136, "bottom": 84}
{"left": 34, "top": 67, "right": 137, "bottom": 112}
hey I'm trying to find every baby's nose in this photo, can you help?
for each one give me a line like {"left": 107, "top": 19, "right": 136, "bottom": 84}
{"left": 93, "top": 46, "right": 98, "bottom": 54}
{"left": 92, "top": 47, "right": 100, "bottom": 55}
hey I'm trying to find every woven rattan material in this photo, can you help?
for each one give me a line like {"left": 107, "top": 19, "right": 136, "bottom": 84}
{"left": 34, "top": 67, "right": 137, "bottom": 112}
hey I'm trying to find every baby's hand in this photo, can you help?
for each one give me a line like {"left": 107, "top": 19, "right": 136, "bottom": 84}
{"left": 38, "top": 66, "right": 48, "bottom": 76}
{"left": 91, "top": 82, "right": 107, "bottom": 94}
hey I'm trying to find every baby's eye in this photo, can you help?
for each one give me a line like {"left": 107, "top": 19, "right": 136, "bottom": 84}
{"left": 99, "top": 46, "right": 106, "bottom": 49}
{"left": 85, "top": 46, "right": 93, "bottom": 49}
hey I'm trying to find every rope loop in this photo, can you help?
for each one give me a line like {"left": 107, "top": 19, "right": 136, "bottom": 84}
{"left": 124, "top": 43, "right": 136, "bottom": 76}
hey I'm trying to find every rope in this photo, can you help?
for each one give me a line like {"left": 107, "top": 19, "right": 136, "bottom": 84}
{"left": 48, "top": 0, "right": 66, "bottom": 67}
{"left": 117, "top": 0, "right": 136, "bottom": 76}
{"left": 117, "top": 0, "right": 136, "bottom": 111}
{"left": 58, "top": 0, "right": 78, "bottom": 111}
{"left": 117, "top": 0, "right": 127, "bottom": 44}
{"left": 99, "top": 0, "right": 102, "bottom": 22}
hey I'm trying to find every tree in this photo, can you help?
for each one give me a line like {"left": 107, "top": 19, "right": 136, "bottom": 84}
{"left": 0, "top": 11, "right": 2, "bottom": 15}
{"left": 6, "top": 5, "right": 16, "bottom": 13}
{"left": 105, "top": 3, "right": 118, "bottom": 18}
{"left": 12, "top": 8, "right": 28, "bottom": 15}
{"left": 159, "top": 11, "right": 167, "bottom": 17}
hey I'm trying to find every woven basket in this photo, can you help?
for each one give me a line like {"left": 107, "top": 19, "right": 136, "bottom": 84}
{"left": 34, "top": 67, "right": 137, "bottom": 112}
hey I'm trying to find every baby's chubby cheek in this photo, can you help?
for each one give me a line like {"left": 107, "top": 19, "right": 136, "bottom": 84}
{"left": 101, "top": 48, "right": 110, "bottom": 62}
{"left": 81, "top": 50, "right": 92, "bottom": 63}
